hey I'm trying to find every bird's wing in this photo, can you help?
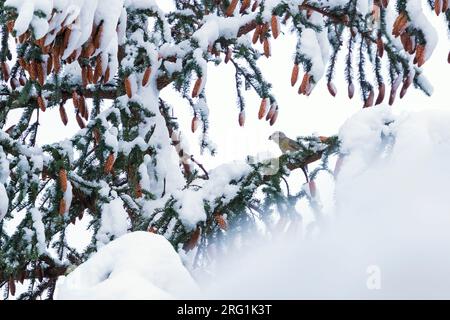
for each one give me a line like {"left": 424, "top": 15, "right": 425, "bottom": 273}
{"left": 279, "top": 138, "right": 302, "bottom": 153}
{"left": 286, "top": 138, "right": 302, "bottom": 151}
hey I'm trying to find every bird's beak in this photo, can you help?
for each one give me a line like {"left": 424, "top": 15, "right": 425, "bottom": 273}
{"left": 268, "top": 136, "right": 272, "bottom": 140}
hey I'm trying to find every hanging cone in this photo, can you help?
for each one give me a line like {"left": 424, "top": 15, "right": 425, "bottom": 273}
{"left": 76, "top": 112, "right": 86, "bottom": 129}
{"left": 238, "top": 110, "right": 246, "bottom": 127}
{"left": 271, "top": 15, "right": 279, "bottom": 39}
{"left": 8, "top": 276, "right": 16, "bottom": 297}
{"left": 72, "top": 90, "right": 80, "bottom": 109}
{"left": 252, "top": 0, "right": 259, "bottom": 12}
{"left": 103, "top": 66, "right": 110, "bottom": 84}
{"left": 258, "top": 98, "right": 268, "bottom": 120}
{"left": 435, "top": 0, "right": 442, "bottom": 15}
{"left": 240, "top": 0, "right": 251, "bottom": 13}
{"left": 263, "top": 38, "right": 271, "bottom": 58}
{"left": 59, "top": 104, "right": 68, "bottom": 126}
{"left": 327, "top": 81, "right": 337, "bottom": 97}
{"left": 348, "top": 82, "right": 355, "bottom": 99}
{"left": 37, "top": 95, "right": 46, "bottom": 112}
{"left": 93, "top": 56, "right": 103, "bottom": 83}
{"left": 226, "top": 0, "right": 238, "bottom": 16}
{"left": 266, "top": 103, "right": 276, "bottom": 121}
{"left": 389, "top": 74, "right": 402, "bottom": 105}
{"left": 10, "top": 78, "right": 19, "bottom": 90}
{"left": 363, "top": 89, "right": 374, "bottom": 108}
{"left": 269, "top": 109, "right": 278, "bottom": 126}
{"left": 183, "top": 227, "right": 201, "bottom": 251}
{"left": 252, "top": 25, "right": 261, "bottom": 44}
{"left": 191, "top": 115, "right": 199, "bottom": 133}
{"left": 400, "top": 75, "right": 412, "bottom": 99}
{"left": 392, "top": 13, "right": 408, "bottom": 37}
{"left": 415, "top": 44, "right": 426, "bottom": 67}
{"left": 443, "top": 0, "right": 449, "bottom": 12}
{"left": 299, "top": 73, "right": 310, "bottom": 95}
{"left": 375, "top": 83, "right": 385, "bottom": 105}
{"left": 59, "top": 198, "right": 66, "bottom": 215}
{"left": 291, "top": 63, "right": 299, "bottom": 87}
{"left": 19, "top": 75, "right": 26, "bottom": 86}
{"left": 104, "top": 153, "right": 116, "bottom": 174}
{"left": 59, "top": 168, "right": 68, "bottom": 192}
{"left": 142, "top": 67, "right": 151, "bottom": 86}
{"left": 125, "top": 76, "right": 133, "bottom": 98}
{"left": 191, "top": 77, "right": 202, "bottom": 98}
{"left": 224, "top": 47, "right": 232, "bottom": 64}
{"left": 93, "top": 128, "right": 101, "bottom": 145}
{"left": 214, "top": 214, "right": 228, "bottom": 231}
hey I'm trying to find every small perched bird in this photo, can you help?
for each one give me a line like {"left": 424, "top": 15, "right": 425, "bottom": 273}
{"left": 269, "top": 131, "right": 302, "bottom": 154}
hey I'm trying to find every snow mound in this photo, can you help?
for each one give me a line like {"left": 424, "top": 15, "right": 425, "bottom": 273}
{"left": 56, "top": 231, "right": 199, "bottom": 300}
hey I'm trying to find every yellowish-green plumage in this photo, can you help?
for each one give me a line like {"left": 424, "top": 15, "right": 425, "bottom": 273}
{"left": 269, "top": 131, "right": 302, "bottom": 154}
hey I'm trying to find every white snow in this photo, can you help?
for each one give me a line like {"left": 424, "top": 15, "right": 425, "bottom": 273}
{"left": 173, "top": 161, "right": 252, "bottom": 228}
{"left": 30, "top": 208, "right": 47, "bottom": 255}
{"left": 96, "top": 197, "right": 129, "bottom": 248}
{"left": 0, "top": 146, "right": 9, "bottom": 219}
{"left": 0, "top": 184, "right": 8, "bottom": 221}
{"left": 56, "top": 231, "right": 199, "bottom": 299}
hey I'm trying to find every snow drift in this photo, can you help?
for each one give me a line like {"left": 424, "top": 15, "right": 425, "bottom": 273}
{"left": 56, "top": 232, "right": 199, "bottom": 299}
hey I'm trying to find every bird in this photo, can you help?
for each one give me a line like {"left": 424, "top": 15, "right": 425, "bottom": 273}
{"left": 269, "top": 131, "right": 302, "bottom": 154}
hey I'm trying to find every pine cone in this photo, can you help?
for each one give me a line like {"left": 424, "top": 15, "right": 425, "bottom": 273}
{"left": 125, "top": 76, "right": 133, "bottom": 98}
{"left": 291, "top": 63, "right": 299, "bottom": 87}
{"left": 142, "top": 67, "right": 151, "bottom": 87}
{"left": 104, "top": 153, "right": 115, "bottom": 174}
{"left": 76, "top": 112, "right": 86, "bottom": 129}
{"left": 271, "top": 15, "right": 279, "bottom": 39}
{"left": 269, "top": 109, "right": 278, "bottom": 126}
{"left": 226, "top": 0, "right": 238, "bottom": 17}
{"left": 299, "top": 73, "right": 311, "bottom": 95}
{"left": 191, "top": 115, "right": 199, "bottom": 133}
{"left": 240, "top": 0, "right": 251, "bottom": 13}
{"left": 375, "top": 83, "right": 385, "bottom": 105}
{"left": 327, "top": 81, "right": 337, "bottom": 97}
{"left": 252, "top": 25, "right": 261, "bottom": 44}
{"left": 214, "top": 214, "right": 228, "bottom": 231}
{"left": 59, "top": 198, "right": 67, "bottom": 215}
{"left": 8, "top": 276, "right": 16, "bottom": 297}
{"left": 238, "top": 110, "right": 246, "bottom": 127}
{"left": 183, "top": 227, "right": 201, "bottom": 251}
{"left": 258, "top": 98, "right": 267, "bottom": 120}
{"left": 59, "top": 104, "right": 68, "bottom": 126}
{"left": 37, "top": 95, "right": 46, "bottom": 112}
{"left": 348, "top": 82, "right": 355, "bottom": 99}
{"left": 191, "top": 77, "right": 202, "bottom": 98}
{"left": 59, "top": 169, "right": 68, "bottom": 193}
{"left": 263, "top": 38, "right": 271, "bottom": 58}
